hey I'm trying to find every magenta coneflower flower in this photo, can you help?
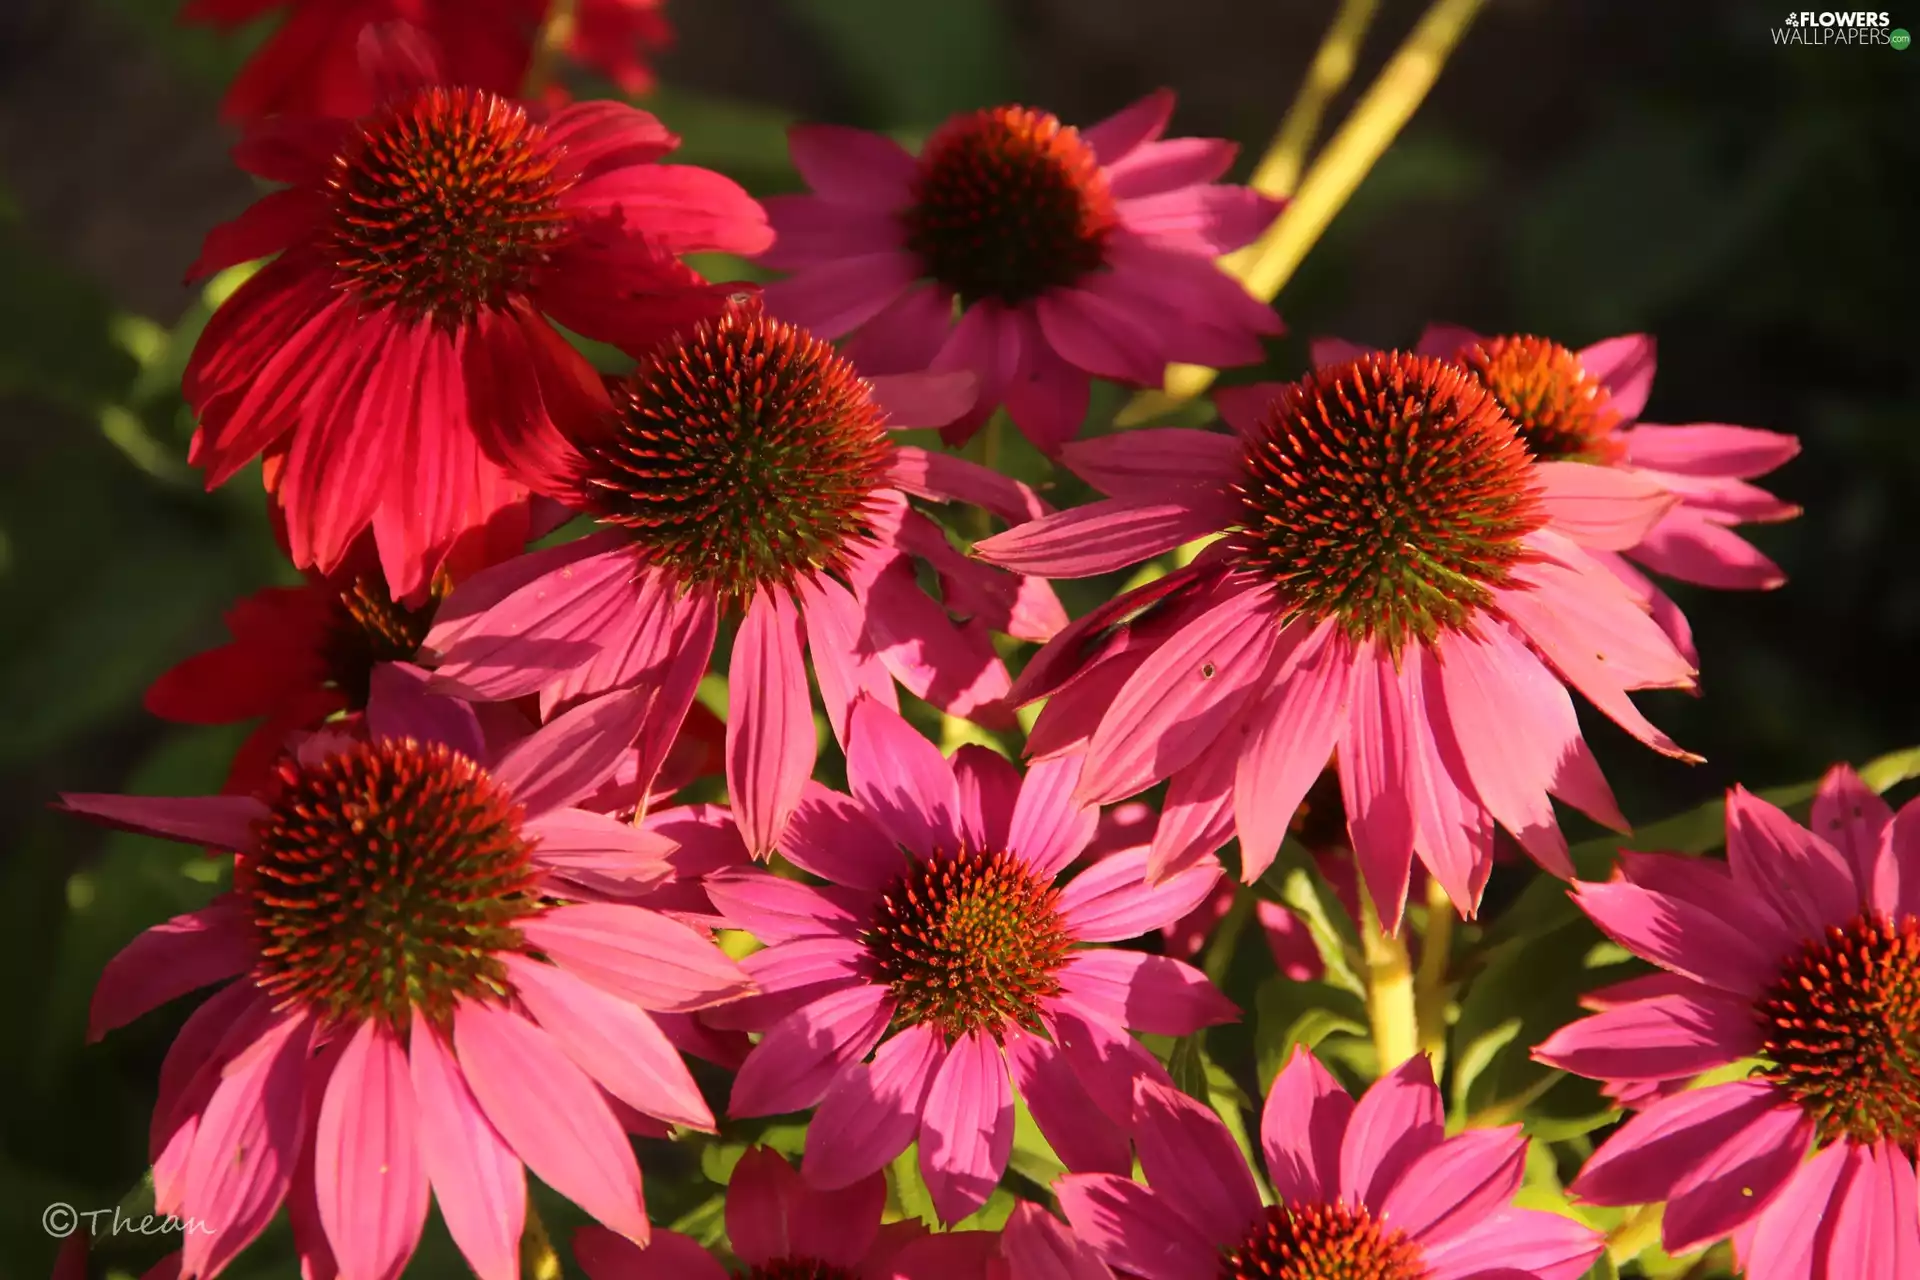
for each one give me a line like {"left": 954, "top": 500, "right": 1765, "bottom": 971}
{"left": 64, "top": 666, "right": 751, "bottom": 1280}
{"left": 426, "top": 300, "right": 1064, "bottom": 855}
{"left": 574, "top": 1146, "right": 997, "bottom": 1280}
{"left": 1534, "top": 767, "right": 1920, "bottom": 1270}
{"left": 706, "top": 699, "right": 1232, "bottom": 1223}
{"left": 1057, "top": 1050, "right": 1604, "bottom": 1280}
{"left": 1315, "top": 326, "right": 1800, "bottom": 662}
{"left": 758, "top": 91, "right": 1284, "bottom": 453}
{"left": 184, "top": 78, "right": 769, "bottom": 598}
{"left": 975, "top": 351, "right": 1698, "bottom": 926}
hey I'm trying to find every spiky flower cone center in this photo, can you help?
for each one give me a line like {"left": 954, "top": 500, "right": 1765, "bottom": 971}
{"left": 1756, "top": 912, "right": 1920, "bottom": 1148}
{"left": 903, "top": 105, "right": 1116, "bottom": 306}
{"left": 580, "top": 303, "right": 892, "bottom": 604}
{"left": 862, "top": 849, "right": 1072, "bottom": 1041}
{"left": 744, "top": 1260, "right": 859, "bottom": 1280}
{"left": 244, "top": 738, "right": 539, "bottom": 1027}
{"left": 1219, "top": 1202, "right": 1429, "bottom": 1280}
{"left": 1233, "top": 352, "right": 1545, "bottom": 650}
{"left": 319, "top": 575, "right": 442, "bottom": 708}
{"left": 325, "top": 86, "right": 572, "bottom": 325}
{"left": 1456, "top": 336, "right": 1625, "bottom": 463}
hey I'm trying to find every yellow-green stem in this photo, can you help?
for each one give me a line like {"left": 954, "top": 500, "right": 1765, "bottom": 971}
{"left": 1606, "top": 1202, "right": 1665, "bottom": 1265}
{"left": 1248, "top": 0, "right": 1384, "bottom": 199}
{"left": 524, "top": 0, "right": 578, "bottom": 99}
{"left": 1204, "top": 886, "right": 1257, "bottom": 988}
{"left": 520, "top": 1203, "right": 564, "bottom": 1280}
{"left": 1413, "top": 875, "right": 1454, "bottom": 1071}
{"left": 1358, "top": 881, "right": 1417, "bottom": 1072}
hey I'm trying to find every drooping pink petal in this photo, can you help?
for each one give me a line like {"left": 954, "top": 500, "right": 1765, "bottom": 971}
{"left": 314, "top": 1020, "right": 429, "bottom": 1280}
{"left": 521, "top": 903, "right": 752, "bottom": 1012}
{"left": 1004, "top": 310, "right": 1094, "bottom": 454}
{"left": 1613, "top": 851, "right": 1798, "bottom": 955}
{"left": 1131, "top": 1077, "right": 1262, "bottom": 1244}
{"left": 408, "top": 1023, "right": 524, "bottom": 1280}
{"left": 1571, "top": 878, "right": 1780, "bottom": 996}
{"left": 1337, "top": 1054, "right": 1445, "bottom": 1211}
{"left": 1662, "top": 1099, "right": 1814, "bottom": 1253}
{"left": 1811, "top": 764, "right": 1895, "bottom": 891}
{"left": 524, "top": 808, "right": 676, "bottom": 897}
{"left": 763, "top": 252, "right": 921, "bottom": 338}
{"left": 796, "top": 572, "right": 898, "bottom": 745}
{"left": 760, "top": 194, "right": 904, "bottom": 271}
{"left": 705, "top": 867, "right": 865, "bottom": 943}
{"left": 1056, "top": 950, "right": 1237, "bottom": 1036}
{"left": 1569, "top": 1080, "right": 1789, "bottom": 1206}
{"left": 940, "top": 747, "right": 1017, "bottom": 859}
{"left": 1057, "top": 845, "right": 1221, "bottom": 942}
{"left": 1533, "top": 460, "right": 1678, "bottom": 550}
{"left": 366, "top": 662, "right": 487, "bottom": 760}
{"left": 1146, "top": 742, "right": 1241, "bottom": 886}
{"left": 1105, "top": 133, "right": 1236, "bottom": 194}
{"left": 1578, "top": 333, "right": 1656, "bottom": 420}
{"left": 804, "top": 1022, "right": 946, "bottom": 1190}
{"left": 1743, "top": 1141, "right": 1850, "bottom": 1280}
{"left": 1007, "top": 754, "right": 1100, "bottom": 880}
{"left": 1055, "top": 1174, "right": 1220, "bottom": 1280}
{"left": 1628, "top": 506, "right": 1787, "bottom": 590}
{"left": 58, "top": 792, "right": 265, "bottom": 853}
{"left": 1059, "top": 429, "right": 1242, "bottom": 501}
{"left": 492, "top": 687, "right": 653, "bottom": 815}
{"left": 1004, "top": 1030, "right": 1132, "bottom": 1177}
{"left": 1231, "top": 620, "right": 1348, "bottom": 880}
{"left": 1724, "top": 785, "right": 1859, "bottom": 935}
{"left": 1398, "top": 644, "right": 1501, "bottom": 909}
{"left": 932, "top": 299, "right": 1024, "bottom": 442}
{"left": 845, "top": 697, "right": 963, "bottom": 859}
{"left": 856, "top": 550, "right": 1017, "bottom": 726}
{"left": 1534, "top": 989, "right": 1758, "bottom": 1080}
{"left": 1824, "top": 1142, "right": 1920, "bottom": 1279}
{"left": 841, "top": 281, "right": 955, "bottom": 375}
{"left": 728, "top": 589, "right": 816, "bottom": 858}
{"left": 453, "top": 1001, "right": 649, "bottom": 1245}
{"left": 997, "top": 1201, "right": 1117, "bottom": 1280}
{"left": 89, "top": 899, "right": 254, "bottom": 1041}
{"left": 728, "top": 984, "right": 895, "bottom": 1118}
{"left": 1261, "top": 1048, "right": 1355, "bottom": 1207}
{"left": 574, "top": 1226, "right": 728, "bottom": 1280}
{"left": 919, "top": 1030, "right": 1015, "bottom": 1224}
{"left": 1378, "top": 1125, "right": 1527, "bottom": 1246}
{"left": 973, "top": 498, "right": 1231, "bottom": 578}
{"left": 1620, "top": 423, "right": 1801, "bottom": 479}
{"left": 1338, "top": 641, "right": 1419, "bottom": 932}
{"left": 1419, "top": 1207, "right": 1604, "bottom": 1280}
{"left": 886, "top": 446, "right": 1050, "bottom": 525}
{"left": 786, "top": 124, "right": 917, "bottom": 209}
{"left": 1048, "top": 1003, "right": 1176, "bottom": 1133}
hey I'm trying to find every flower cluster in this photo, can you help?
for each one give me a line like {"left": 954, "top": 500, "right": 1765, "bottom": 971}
{"left": 62, "top": 6, "right": 1920, "bottom": 1280}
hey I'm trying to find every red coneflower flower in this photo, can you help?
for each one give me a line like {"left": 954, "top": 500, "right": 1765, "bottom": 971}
{"left": 183, "top": 75, "right": 770, "bottom": 598}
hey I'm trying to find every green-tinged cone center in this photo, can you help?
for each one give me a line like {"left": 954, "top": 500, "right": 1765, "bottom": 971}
{"left": 743, "top": 1260, "right": 860, "bottom": 1280}
{"left": 1456, "top": 335, "right": 1625, "bottom": 463}
{"left": 319, "top": 574, "right": 444, "bottom": 708}
{"left": 325, "top": 86, "right": 572, "bottom": 325}
{"left": 245, "top": 737, "right": 539, "bottom": 1026}
{"left": 903, "top": 105, "right": 1116, "bottom": 306}
{"left": 1757, "top": 911, "right": 1920, "bottom": 1148}
{"left": 862, "top": 848, "right": 1072, "bottom": 1041}
{"left": 1219, "top": 1203, "right": 1430, "bottom": 1280}
{"left": 579, "top": 303, "right": 893, "bottom": 605}
{"left": 1232, "top": 351, "right": 1545, "bottom": 650}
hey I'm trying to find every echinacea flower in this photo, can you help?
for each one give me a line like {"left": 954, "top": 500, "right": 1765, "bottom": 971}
{"left": 1058, "top": 1052, "right": 1604, "bottom": 1280}
{"left": 1316, "top": 326, "right": 1800, "bottom": 661}
{"left": 573, "top": 1147, "right": 996, "bottom": 1280}
{"left": 184, "top": 76, "right": 769, "bottom": 598}
{"left": 64, "top": 666, "right": 751, "bottom": 1280}
{"left": 759, "top": 91, "right": 1284, "bottom": 453}
{"left": 707, "top": 699, "right": 1234, "bottom": 1223}
{"left": 426, "top": 299, "right": 1065, "bottom": 855}
{"left": 975, "top": 351, "right": 1701, "bottom": 927}
{"left": 1534, "top": 767, "right": 1920, "bottom": 1272}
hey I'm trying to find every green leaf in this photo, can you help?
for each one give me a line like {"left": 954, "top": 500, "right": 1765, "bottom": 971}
{"left": 1253, "top": 978, "right": 1368, "bottom": 1091}
{"left": 1169, "top": 1033, "right": 1213, "bottom": 1102}
{"left": 1008, "top": 1096, "right": 1066, "bottom": 1188}
{"left": 888, "top": 1145, "right": 938, "bottom": 1228}
{"left": 1260, "top": 840, "right": 1364, "bottom": 995}
{"left": 668, "top": 1192, "right": 729, "bottom": 1247}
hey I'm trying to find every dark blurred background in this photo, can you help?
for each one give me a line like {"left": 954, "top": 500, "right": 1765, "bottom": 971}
{"left": 1, "top": 0, "right": 1915, "bottom": 1275}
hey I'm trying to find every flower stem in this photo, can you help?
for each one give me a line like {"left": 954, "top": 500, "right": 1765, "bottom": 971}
{"left": 1606, "top": 1202, "right": 1665, "bottom": 1265}
{"left": 1358, "top": 881, "right": 1418, "bottom": 1072}
{"left": 520, "top": 1203, "right": 564, "bottom": 1280}
{"left": 1250, "top": 0, "right": 1384, "bottom": 200}
{"left": 1413, "top": 875, "right": 1454, "bottom": 1072}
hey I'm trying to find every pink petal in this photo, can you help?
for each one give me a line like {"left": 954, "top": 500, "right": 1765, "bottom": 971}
{"left": 366, "top": 662, "right": 486, "bottom": 759}
{"left": 1235, "top": 619, "right": 1348, "bottom": 880}
{"left": 1058, "top": 428, "right": 1242, "bottom": 501}
{"left": 997, "top": 1200, "right": 1118, "bottom": 1280}
{"left": 796, "top": 572, "right": 898, "bottom": 745}
{"left": 89, "top": 900, "right": 253, "bottom": 1041}
{"left": 1578, "top": 333, "right": 1656, "bottom": 420}
{"left": 58, "top": 792, "right": 264, "bottom": 852}
{"left": 453, "top": 1001, "right": 649, "bottom": 1245}
{"left": 1812, "top": 764, "right": 1894, "bottom": 891}
{"left": 314, "top": 1021, "right": 429, "bottom": 1280}
{"left": 409, "top": 1024, "right": 524, "bottom": 1280}
{"left": 974, "top": 497, "right": 1230, "bottom": 579}
{"left": 1057, "top": 845, "right": 1221, "bottom": 942}
{"left": 1008, "top": 754, "right": 1099, "bottom": 879}
{"left": 1081, "top": 90, "right": 1175, "bottom": 164}
{"left": 1148, "top": 743, "right": 1242, "bottom": 885}
{"left": 424, "top": 529, "right": 620, "bottom": 653}
{"left": 501, "top": 955, "right": 713, "bottom": 1131}
{"left": 919, "top": 1031, "right": 1015, "bottom": 1224}
{"left": 1338, "top": 642, "right": 1419, "bottom": 933}
{"left": 780, "top": 780, "right": 909, "bottom": 890}
{"left": 1420, "top": 1207, "right": 1604, "bottom": 1280}
{"left": 763, "top": 252, "right": 920, "bottom": 338}
{"left": 1118, "top": 185, "right": 1282, "bottom": 255}
{"left": 1399, "top": 644, "right": 1500, "bottom": 909}
{"left": 1571, "top": 878, "right": 1779, "bottom": 996}
{"left": 1533, "top": 460, "right": 1678, "bottom": 550}
{"left": 1036, "top": 287, "right": 1164, "bottom": 385}
{"left": 932, "top": 299, "right": 1024, "bottom": 435}
{"left": 1533, "top": 990, "right": 1757, "bottom": 1080}
{"left": 1743, "top": 1142, "right": 1850, "bottom": 1280}
{"left": 1824, "top": 1142, "right": 1920, "bottom": 1280}
{"left": 1725, "top": 786, "right": 1859, "bottom": 936}
{"left": 1105, "top": 135, "right": 1237, "bottom": 197}
{"left": 885, "top": 445, "right": 1049, "bottom": 525}
{"left": 760, "top": 193, "right": 903, "bottom": 270}
{"left": 1663, "top": 1098, "right": 1814, "bottom": 1253}
{"left": 1628, "top": 506, "right": 1786, "bottom": 590}
{"left": 1621, "top": 423, "right": 1801, "bottom": 479}
{"left": 1338, "top": 1055, "right": 1445, "bottom": 1211}
{"left": 1212, "top": 381, "right": 1286, "bottom": 436}
{"left": 1057, "top": 950, "right": 1237, "bottom": 1036}
{"left": 856, "top": 550, "right": 1016, "bottom": 726}
{"left": 787, "top": 124, "right": 917, "bottom": 209}
{"left": 845, "top": 697, "right": 962, "bottom": 858}
{"left": 493, "top": 687, "right": 654, "bottom": 815}
{"left": 867, "top": 371, "right": 979, "bottom": 431}
{"left": 1131, "top": 1077, "right": 1262, "bottom": 1243}
{"left": 804, "top": 1022, "right": 946, "bottom": 1190}
{"left": 1004, "top": 1031, "right": 1132, "bottom": 1176}
{"left": 524, "top": 808, "right": 675, "bottom": 896}
{"left": 949, "top": 744, "right": 1020, "bottom": 852}
{"left": 704, "top": 867, "right": 864, "bottom": 944}
{"left": 842, "top": 281, "right": 955, "bottom": 375}
{"left": 1001, "top": 311, "right": 1094, "bottom": 454}
{"left": 521, "top": 903, "right": 752, "bottom": 1012}
{"left": 574, "top": 1226, "right": 727, "bottom": 1280}
{"left": 1055, "top": 1174, "right": 1218, "bottom": 1280}
{"left": 728, "top": 590, "right": 816, "bottom": 858}
{"left": 728, "top": 984, "right": 894, "bottom": 1117}
{"left": 1569, "top": 1080, "right": 1788, "bottom": 1206}
{"left": 1261, "top": 1048, "right": 1355, "bottom": 1207}
{"left": 1049, "top": 1003, "right": 1176, "bottom": 1131}
{"left": 1614, "top": 851, "right": 1797, "bottom": 955}
{"left": 1378, "top": 1125, "right": 1527, "bottom": 1245}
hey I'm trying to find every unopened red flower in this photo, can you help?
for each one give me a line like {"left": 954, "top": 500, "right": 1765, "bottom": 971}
{"left": 759, "top": 91, "right": 1283, "bottom": 453}
{"left": 64, "top": 668, "right": 751, "bottom": 1280}
{"left": 425, "top": 300, "right": 1065, "bottom": 856}
{"left": 1058, "top": 1052, "right": 1603, "bottom": 1280}
{"left": 184, "top": 77, "right": 768, "bottom": 598}
{"left": 1316, "top": 326, "right": 1800, "bottom": 661}
{"left": 976, "top": 352, "right": 1701, "bottom": 927}
{"left": 1536, "top": 767, "right": 1920, "bottom": 1271}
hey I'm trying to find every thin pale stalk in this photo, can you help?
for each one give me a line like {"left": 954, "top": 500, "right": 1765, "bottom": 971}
{"left": 1358, "top": 876, "right": 1417, "bottom": 1072}
{"left": 1606, "top": 1202, "right": 1665, "bottom": 1265}
{"left": 1414, "top": 875, "right": 1454, "bottom": 1072}
{"left": 524, "top": 0, "right": 579, "bottom": 99}
{"left": 520, "top": 1203, "right": 564, "bottom": 1280}
{"left": 1250, "top": 0, "right": 1384, "bottom": 200}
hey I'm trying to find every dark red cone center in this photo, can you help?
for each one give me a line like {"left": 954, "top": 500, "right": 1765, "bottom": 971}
{"left": 743, "top": 1260, "right": 860, "bottom": 1280}
{"left": 1455, "top": 335, "right": 1626, "bottom": 464}
{"left": 1219, "top": 1202, "right": 1430, "bottom": 1280}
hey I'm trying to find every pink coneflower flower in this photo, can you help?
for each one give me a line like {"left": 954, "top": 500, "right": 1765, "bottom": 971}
{"left": 1315, "top": 326, "right": 1800, "bottom": 661}
{"left": 1534, "top": 767, "right": 1920, "bottom": 1270}
{"left": 1058, "top": 1051, "right": 1604, "bottom": 1280}
{"left": 758, "top": 91, "right": 1284, "bottom": 453}
{"left": 706, "top": 699, "right": 1232, "bottom": 1224}
{"left": 426, "top": 300, "right": 1064, "bottom": 855}
{"left": 184, "top": 78, "right": 769, "bottom": 598}
{"left": 975, "top": 351, "right": 1699, "bottom": 927}
{"left": 574, "top": 1146, "right": 997, "bottom": 1280}
{"left": 63, "top": 666, "right": 751, "bottom": 1280}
